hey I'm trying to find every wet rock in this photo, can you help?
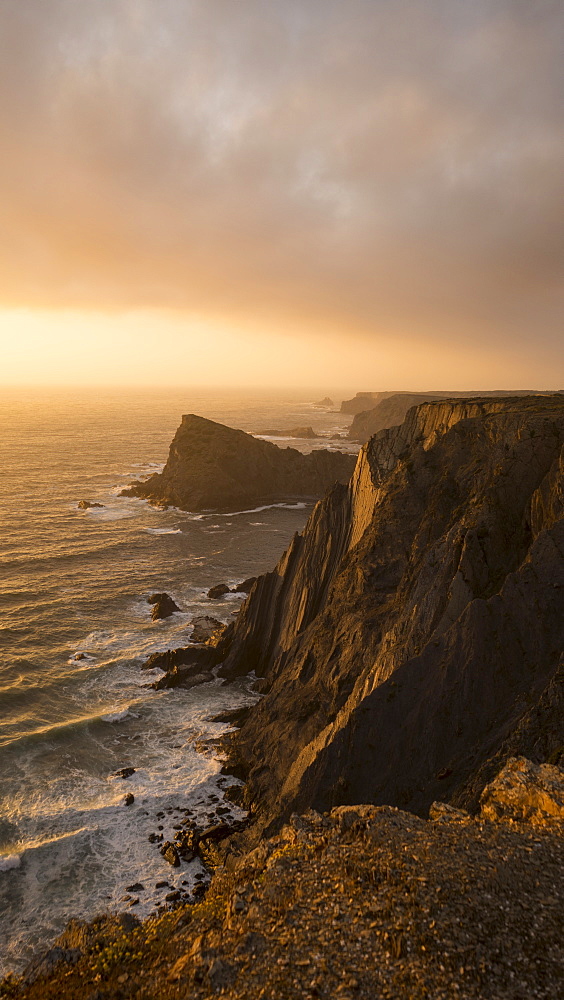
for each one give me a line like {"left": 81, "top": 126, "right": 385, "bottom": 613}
{"left": 160, "top": 842, "right": 181, "bottom": 867}
{"left": 479, "top": 756, "right": 564, "bottom": 823}
{"left": 208, "top": 584, "right": 230, "bottom": 599}
{"left": 152, "top": 669, "right": 214, "bottom": 691}
{"left": 113, "top": 767, "right": 135, "bottom": 779}
{"left": 165, "top": 890, "right": 181, "bottom": 902}
{"left": 148, "top": 592, "right": 181, "bottom": 620}
{"left": 125, "top": 882, "right": 144, "bottom": 893}
{"left": 155, "top": 881, "right": 170, "bottom": 888}
{"left": 207, "top": 705, "right": 252, "bottom": 726}
{"left": 231, "top": 577, "right": 257, "bottom": 594}
{"left": 73, "top": 652, "right": 87, "bottom": 660}
{"left": 223, "top": 784, "right": 245, "bottom": 808}
{"left": 189, "top": 616, "right": 225, "bottom": 643}
{"left": 78, "top": 500, "right": 104, "bottom": 509}
{"left": 199, "top": 822, "right": 232, "bottom": 844}
{"left": 143, "top": 644, "right": 221, "bottom": 673}
{"left": 122, "top": 793, "right": 135, "bottom": 806}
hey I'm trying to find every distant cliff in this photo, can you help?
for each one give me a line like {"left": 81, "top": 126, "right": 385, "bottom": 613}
{"left": 347, "top": 391, "right": 446, "bottom": 441}
{"left": 216, "top": 395, "right": 564, "bottom": 835}
{"left": 122, "top": 414, "right": 356, "bottom": 512}
{"left": 342, "top": 388, "right": 562, "bottom": 422}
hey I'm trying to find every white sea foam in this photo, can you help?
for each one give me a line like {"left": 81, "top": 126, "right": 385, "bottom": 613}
{"left": 144, "top": 528, "right": 182, "bottom": 535}
{"left": 0, "top": 855, "right": 21, "bottom": 872}
{"left": 101, "top": 708, "right": 132, "bottom": 723}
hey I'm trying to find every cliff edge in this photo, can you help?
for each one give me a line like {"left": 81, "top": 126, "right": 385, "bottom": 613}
{"left": 216, "top": 395, "right": 564, "bottom": 834}
{"left": 122, "top": 414, "right": 356, "bottom": 512}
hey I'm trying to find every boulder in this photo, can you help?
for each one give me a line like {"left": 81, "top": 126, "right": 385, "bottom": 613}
{"left": 148, "top": 592, "right": 181, "bottom": 619}
{"left": 113, "top": 767, "right": 135, "bottom": 779}
{"left": 479, "top": 757, "right": 564, "bottom": 823}
{"left": 231, "top": 578, "right": 257, "bottom": 594}
{"left": 160, "top": 842, "right": 181, "bottom": 867}
{"left": 122, "top": 793, "right": 135, "bottom": 806}
{"left": 189, "top": 616, "right": 225, "bottom": 643}
{"left": 208, "top": 584, "right": 230, "bottom": 599}
{"left": 77, "top": 500, "right": 104, "bottom": 509}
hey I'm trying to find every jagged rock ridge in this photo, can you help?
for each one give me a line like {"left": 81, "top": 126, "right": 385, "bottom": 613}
{"left": 216, "top": 395, "right": 564, "bottom": 833}
{"left": 122, "top": 414, "right": 356, "bottom": 513}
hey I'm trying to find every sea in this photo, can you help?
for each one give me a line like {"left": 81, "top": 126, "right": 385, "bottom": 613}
{"left": 0, "top": 385, "right": 357, "bottom": 976}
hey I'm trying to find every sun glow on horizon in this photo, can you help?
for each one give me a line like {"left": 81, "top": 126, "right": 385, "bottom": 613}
{"left": 0, "top": 308, "right": 562, "bottom": 392}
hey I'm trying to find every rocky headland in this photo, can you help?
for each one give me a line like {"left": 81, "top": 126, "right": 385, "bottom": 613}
{"left": 7, "top": 394, "right": 564, "bottom": 999}
{"left": 211, "top": 395, "right": 564, "bottom": 838}
{"left": 121, "top": 414, "right": 356, "bottom": 512}
{"left": 341, "top": 388, "right": 562, "bottom": 423}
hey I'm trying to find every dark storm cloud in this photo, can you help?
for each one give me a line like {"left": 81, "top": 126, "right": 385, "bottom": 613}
{"left": 0, "top": 0, "right": 562, "bottom": 353}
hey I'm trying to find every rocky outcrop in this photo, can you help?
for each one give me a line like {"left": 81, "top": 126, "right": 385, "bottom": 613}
{"left": 15, "top": 771, "right": 563, "bottom": 1000}
{"left": 478, "top": 756, "right": 564, "bottom": 823}
{"left": 214, "top": 395, "right": 564, "bottom": 836}
{"left": 189, "top": 617, "right": 225, "bottom": 643}
{"left": 121, "top": 414, "right": 356, "bottom": 513}
{"left": 148, "top": 593, "right": 181, "bottom": 619}
{"left": 313, "top": 396, "right": 334, "bottom": 408}
{"left": 77, "top": 500, "right": 104, "bottom": 509}
{"left": 257, "top": 426, "right": 318, "bottom": 438}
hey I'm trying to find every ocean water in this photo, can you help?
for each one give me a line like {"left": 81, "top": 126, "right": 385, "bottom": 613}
{"left": 0, "top": 385, "right": 355, "bottom": 976}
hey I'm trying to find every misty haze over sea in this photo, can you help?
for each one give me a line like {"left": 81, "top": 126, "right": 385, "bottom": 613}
{"left": 0, "top": 386, "right": 357, "bottom": 974}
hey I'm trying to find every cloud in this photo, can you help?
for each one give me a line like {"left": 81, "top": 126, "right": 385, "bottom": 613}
{"left": 0, "top": 0, "right": 562, "bottom": 360}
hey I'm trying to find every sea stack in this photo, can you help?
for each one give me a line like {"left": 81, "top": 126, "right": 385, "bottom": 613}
{"left": 121, "top": 414, "right": 356, "bottom": 512}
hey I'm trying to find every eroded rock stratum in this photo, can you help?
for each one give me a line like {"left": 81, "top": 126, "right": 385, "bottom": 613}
{"left": 216, "top": 395, "right": 564, "bottom": 834}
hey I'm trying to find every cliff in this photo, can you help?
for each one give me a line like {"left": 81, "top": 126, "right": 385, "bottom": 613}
{"left": 340, "top": 390, "right": 397, "bottom": 414}
{"left": 121, "top": 414, "right": 356, "bottom": 512}
{"left": 216, "top": 395, "right": 564, "bottom": 834}
{"left": 348, "top": 391, "right": 449, "bottom": 441}
{"left": 342, "top": 388, "right": 562, "bottom": 423}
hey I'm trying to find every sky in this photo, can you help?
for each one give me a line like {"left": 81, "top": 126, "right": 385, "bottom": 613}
{"left": 0, "top": 0, "right": 562, "bottom": 389}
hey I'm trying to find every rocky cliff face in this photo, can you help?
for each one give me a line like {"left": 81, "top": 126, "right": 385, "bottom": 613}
{"left": 340, "top": 391, "right": 397, "bottom": 414}
{"left": 217, "top": 396, "right": 564, "bottom": 834}
{"left": 122, "top": 414, "right": 356, "bottom": 512}
{"left": 348, "top": 389, "right": 563, "bottom": 442}
{"left": 348, "top": 392, "right": 447, "bottom": 441}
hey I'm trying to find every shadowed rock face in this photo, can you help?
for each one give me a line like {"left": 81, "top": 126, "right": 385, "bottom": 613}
{"left": 121, "top": 414, "right": 356, "bottom": 512}
{"left": 216, "top": 396, "right": 564, "bottom": 835}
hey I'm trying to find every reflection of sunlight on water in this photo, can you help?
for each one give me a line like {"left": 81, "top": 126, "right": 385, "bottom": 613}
{"left": 0, "top": 387, "right": 354, "bottom": 973}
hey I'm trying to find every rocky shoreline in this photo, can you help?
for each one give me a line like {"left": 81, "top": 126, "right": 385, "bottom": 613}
{"left": 4, "top": 758, "right": 563, "bottom": 999}
{"left": 4, "top": 394, "right": 564, "bottom": 997}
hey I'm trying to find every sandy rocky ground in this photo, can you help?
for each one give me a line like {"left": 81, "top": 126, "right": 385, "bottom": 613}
{"left": 2, "top": 757, "right": 563, "bottom": 1000}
